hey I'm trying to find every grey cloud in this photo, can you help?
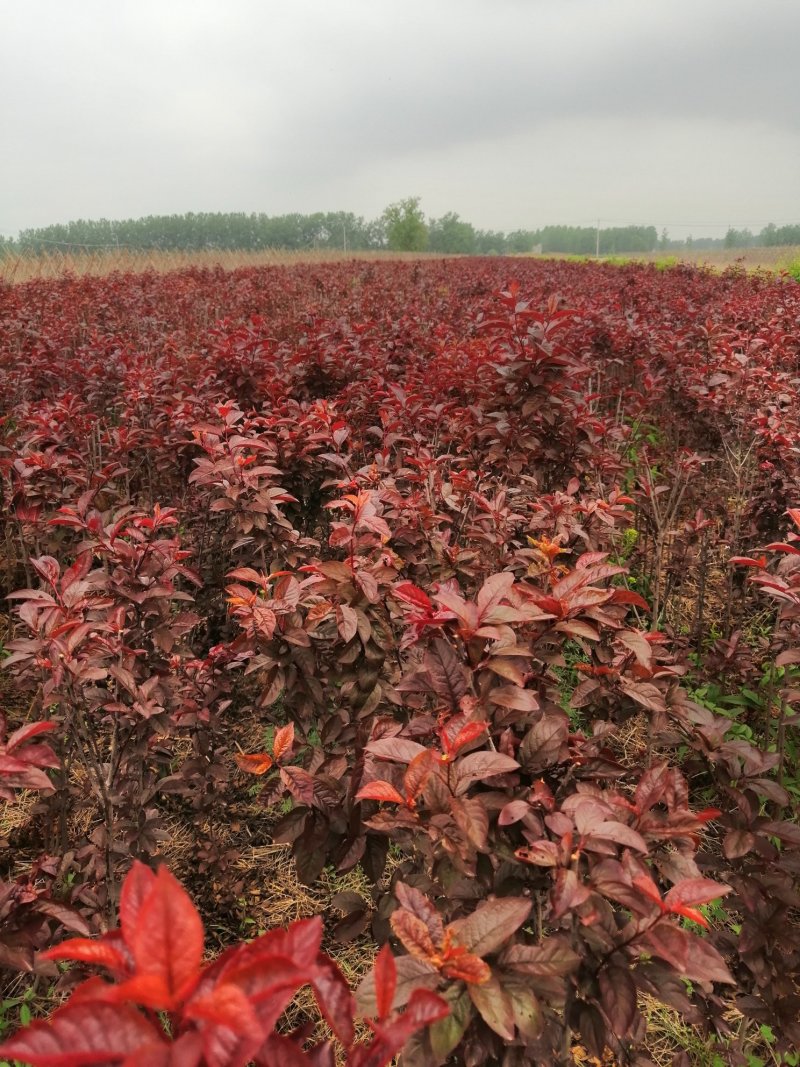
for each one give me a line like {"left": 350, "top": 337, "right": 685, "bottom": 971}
{"left": 1, "top": 0, "right": 798, "bottom": 237}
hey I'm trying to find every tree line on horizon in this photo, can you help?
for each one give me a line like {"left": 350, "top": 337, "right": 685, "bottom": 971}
{"left": 1, "top": 198, "right": 797, "bottom": 257}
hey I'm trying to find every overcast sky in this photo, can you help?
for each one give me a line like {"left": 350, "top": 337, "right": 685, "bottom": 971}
{"left": 2, "top": 0, "right": 798, "bottom": 240}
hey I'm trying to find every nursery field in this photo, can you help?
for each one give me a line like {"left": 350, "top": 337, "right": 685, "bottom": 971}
{"left": 0, "top": 258, "right": 799, "bottom": 1066}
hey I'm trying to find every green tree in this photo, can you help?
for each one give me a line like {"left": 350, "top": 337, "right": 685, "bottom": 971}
{"left": 381, "top": 197, "right": 428, "bottom": 252}
{"left": 506, "top": 229, "right": 539, "bottom": 254}
{"left": 427, "top": 212, "right": 476, "bottom": 254}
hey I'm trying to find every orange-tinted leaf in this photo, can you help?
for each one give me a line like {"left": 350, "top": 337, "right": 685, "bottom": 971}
{"left": 394, "top": 884, "right": 445, "bottom": 945}
{"left": 357, "top": 781, "right": 405, "bottom": 805}
{"left": 448, "top": 720, "right": 489, "bottom": 757}
{"left": 272, "top": 723, "right": 294, "bottom": 763}
{"left": 235, "top": 752, "right": 274, "bottom": 775}
{"left": 671, "top": 905, "right": 709, "bottom": 928}
{"left": 403, "top": 751, "right": 433, "bottom": 801}
{"left": 390, "top": 910, "right": 439, "bottom": 963}
{"left": 441, "top": 951, "right": 491, "bottom": 985}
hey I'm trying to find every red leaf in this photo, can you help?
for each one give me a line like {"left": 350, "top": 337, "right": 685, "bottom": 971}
{"left": 519, "top": 715, "right": 569, "bottom": 772}
{"left": 455, "top": 751, "right": 519, "bottom": 789}
{"left": 468, "top": 973, "right": 515, "bottom": 1039}
{"left": 41, "top": 937, "right": 127, "bottom": 973}
{"left": 681, "top": 929, "right": 735, "bottom": 985}
{"left": 551, "top": 869, "right": 591, "bottom": 920}
{"left": 404, "top": 987, "right": 451, "bottom": 1027}
{"left": 0, "top": 1002, "right": 163, "bottom": 1066}
{"left": 634, "top": 762, "right": 670, "bottom": 813}
{"left": 252, "top": 1035, "right": 319, "bottom": 1067}
{"left": 425, "top": 639, "right": 468, "bottom": 708}
{"left": 498, "top": 799, "right": 532, "bottom": 826}
{"left": 226, "top": 567, "right": 266, "bottom": 584}
{"left": 514, "top": 841, "right": 560, "bottom": 867}
{"left": 694, "top": 807, "right": 721, "bottom": 824}
{"left": 488, "top": 686, "right": 539, "bottom": 712}
{"left": 373, "top": 943, "right": 397, "bottom": 1022}
{"left": 33, "top": 900, "right": 92, "bottom": 937}
{"left": 184, "top": 981, "right": 261, "bottom": 1038}
{"left": 350, "top": 990, "right": 449, "bottom": 1067}
{"left": 502, "top": 938, "right": 580, "bottom": 977}
{"left": 119, "top": 862, "right": 156, "bottom": 948}
{"left": 599, "top": 966, "right": 637, "bottom": 1035}
{"left": 30, "top": 556, "right": 61, "bottom": 587}
{"left": 643, "top": 923, "right": 688, "bottom": 972}
{"left": 671, "top": 905, "right": 709, "bottom": 928}
{"left": 5, "top": 720, "right": 58, "bottom": 752}
{"left": 610, "top": 588, "right": 651, "bottom": 610}
{"left": 664, "top": 878, "right": 731, "bottom": 910}
{"left": 448, "top": 898, "right": 531, "bottom": 958}
{"left": 393, "top": 582, "right": 433, "bottom": 611}
{"left": 279, "top": 765, "right": 316, "bottom": 806}
{"left": 723, "top": 830, "right": 755, "bottom": 859}
{"left": 632, "top": 874, "right": 664, "bottom": 907}
{"left": 618, "top": 630, "right": 654, "bottom": 670}
{"left": 337, "top": 604, "right": 359, "bottom": 643}
{"left": 127, "top": 866, "right": 204, "bottom": 1007}
{"left": 366, "top": 737, "right": 428, "bottom": 764}
{"left": 122, "top": 1033, "right": 203, "bottom": 1066}
{"left": 355, "top": 955, "right": 439, "bottom": 1017}
{"left": 311, "top": 953, "right": 356, "bottom": 1048}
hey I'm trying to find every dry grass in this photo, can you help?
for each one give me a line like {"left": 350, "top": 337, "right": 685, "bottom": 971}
{"left": 642, "top": 996, "right": 723, "bottom": 1066}
{"left": 3, "top": 244, "right": 796, "bottom": 285}
{"left": 228, "top": 841, "right": 397, "bottom": 1062}
{"left": 0, "top": 790, "right": 38, "bottom": 839}
{"left": 0, "top": 248, "right": 433, "bottom": 284}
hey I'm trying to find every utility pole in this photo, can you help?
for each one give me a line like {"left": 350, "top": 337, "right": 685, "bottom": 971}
{"left": 596, "top": 219, "right": 600, "bottom": 258}
{"left": 342, "top": 221, "right": 347, "bottom": 253}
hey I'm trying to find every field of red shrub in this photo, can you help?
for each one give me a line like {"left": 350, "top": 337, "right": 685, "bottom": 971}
{"left": 0, "top": 259, "right": 799, "bottom": 1066}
